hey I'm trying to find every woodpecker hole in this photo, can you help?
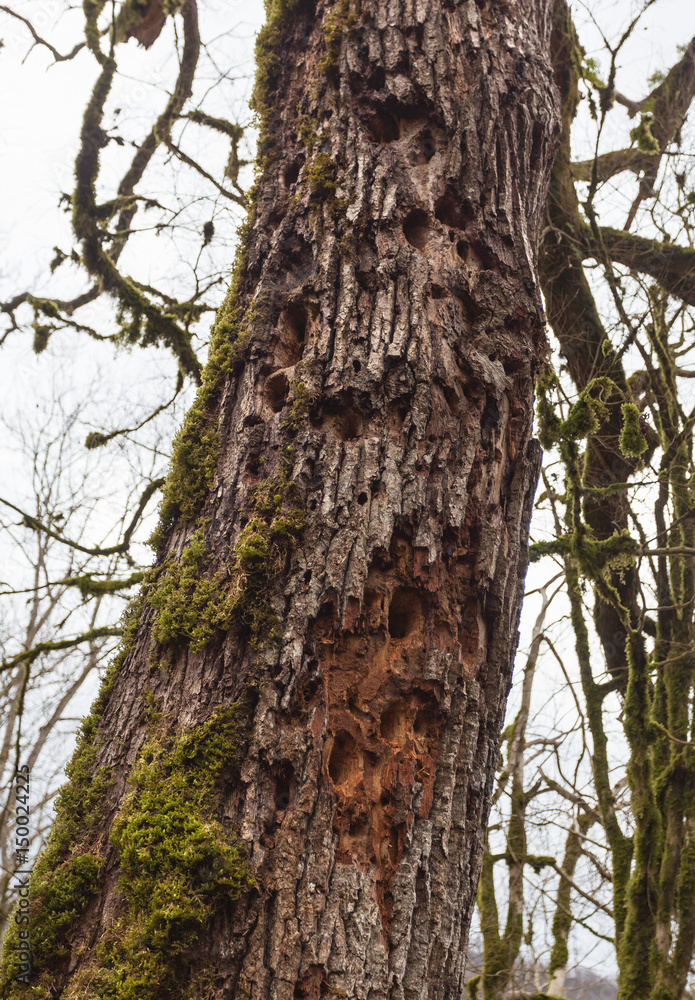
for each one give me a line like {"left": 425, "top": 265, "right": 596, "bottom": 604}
{"left": 264, "top": 369, "right": 290, "bottom": 412}
{"left": 328, "top": 731, "right": 362, "bottom": 786}
{"left": 380, "top": 701, "right": 409, "bottom": 744}
{"left": 388, "top": 587, "right": 423, "bottom": 639}
{"left": 403, "top": 209, "right": 430, "bottom": 252}
{"left": 366, "top": 110, "right": 400, "bottom": 143}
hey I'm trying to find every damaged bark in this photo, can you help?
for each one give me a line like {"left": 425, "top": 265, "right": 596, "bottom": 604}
{"left": 0, "top": 1, "right": 560, "bottom": 997}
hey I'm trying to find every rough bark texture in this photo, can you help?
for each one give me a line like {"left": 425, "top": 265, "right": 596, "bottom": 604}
{"left": 2, "top": 1, "right": 559, "bottom": 997}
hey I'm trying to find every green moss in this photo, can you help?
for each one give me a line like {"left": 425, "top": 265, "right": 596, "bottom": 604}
{"left": 149, "top": 527, "right": 224, "bottom": 651}
{"left": 157, "top": 397, "right": 219, "bottom": 533}
{"left": 282, "top": 377, "right": 311, "bottom": 433}
{"left": 619, "top": 402, "right": 648, "bottom": 458}
{"left": 63, "top": 571, "right": 145, "bottom": 597}
{"left": 32, "top": 854, "right": 104, "bottom": 964}
{"left": 84, "top": 705, "right": 254, "bottom": 999}
{"left": 150, "top": 470, "right": 305, "bottom": 650}
{"left": 83, "top": 0, "right": 107, "bottom": 57}
{"left": 319, "top": 0, "right": 355, "bottom": 75}
{"left": 531, "top": 529, "right": 639, "bottom": 579}
{"left": 467, "top": 974, "right": 482, "bottom": 1000}
{"left": 562, "top": 396, "right": 601, "bottom": 439}
{"left": 535, "top": 373, "right": 562, "bottom": 450}
{"left": 630, "top": 114, "right": 660, "bottom": 154}
{"left": 560, "top": 377, "right": 616, "bottom": 441}
{"left": 297, "top": 114, "right": 318, "bottom": 152}
{"left": 250, "top": 0, "right": 306, "bottom": 161}
{"left": 0, "top": 700, "right": 115, "bottom": 994}
{"left": 307, "top": 151, "right": 338, "bottom": 199}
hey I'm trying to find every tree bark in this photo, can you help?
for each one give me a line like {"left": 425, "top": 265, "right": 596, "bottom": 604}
{"left": 0, "top": 1, "right": 559, "bottom": 998}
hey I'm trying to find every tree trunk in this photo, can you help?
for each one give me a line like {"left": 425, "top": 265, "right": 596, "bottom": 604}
{"left": 0, "top": 1, "right": 558, "bottom": 997}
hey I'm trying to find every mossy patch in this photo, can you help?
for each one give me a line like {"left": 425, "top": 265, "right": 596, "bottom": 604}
{"left": 250, "top": 0, "right": 307, "bottom": 162}
{"left": 149, "top": 526, "right": 223, "bottom": 652}
{"left": 307, "top": 151, "right": 338, "bottom": 199}
{"left": 150, "top": 469, "right": 305, "bottom": 650}
{"left": 282, "top": 376, "right": 311, "bottom": 433}
{"left": 630, "top": 113, "right": 660, "bottom": 154}
{"left": 69, "top": 704, "right": 255, "bottom": 999}
{"left": 319, "top": 0, "right": 355, "bottom": 75}
{"left": 619, "top": 402, "right": 648, "bottom": 458}
{"left": 530, "top": 527, "right": 639, "bottom": 578}
{"left": 297, "top": 113, "right": 318, "bottom": 153}
{"left": 535, "top": 372, "right": 562, "bottom": 450}
{"left": 560, "top": 377, "right": 614, "bottom": 440}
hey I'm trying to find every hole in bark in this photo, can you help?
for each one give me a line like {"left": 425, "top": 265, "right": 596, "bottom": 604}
{"left": 243, "top": 413, "right": 263, "bottom": 427}
{"left": 347, "top": 813, "right": 369, "bottom": 837}
{"left": 285, "top": 301, "right": 308, "bottom": 344}
{"left": 328, "top": 731, "right": 362, "bottom": 785}
{"left": 357, "top": 491, "right": 368, "bottom": 505}
{"left": 435, "top": 195, "right": 469, "bottom": 229}
{"left": 380, "top": 701, "right": 409, "bottom": 743}
{"left": 318, "top": 598, "right": 334, "bottom": 618}
{"left": 296, "top": 966, "right": 324, "bottom": 1000}
{"left": 456, "top": 240, "right": 469, "bottom": 261}
{"left": 264, "top": 369, "right": 290, "bottom": 412}
{"left": 414, "top": 701, "right": 438, "bottom": 736}
{"left": 244, "top": 454, "right": 261, "bottom": 479}
{"left": 379, "top": 791, "right": 391, "bottom": 807}
{"left": 443, "top": 383, "right": 462, "bottom": 416}
{"left": 388, "top": 588, "right": 423, "bottom": 639}
{"left": 421, "top": 132, "right": 436, "bottom": 160}
{"left": 531, "top": 121, "right": 544, "bottom": 164}
{"left": 353, "top": 359, "right": 361, "bottom": 373}
{"left": 430, "top": 284, "right": 448, "bottom": 300}
{"left": 370, "top": 66, "right": 386, "bottom": 90}
{"left": 484, "top": 394, "right": 501, "bottom": 428}
{"left": 403, "top": 209, "right": 430, "bottom": 252}
{"left": 284, "top": 161, "right": 301, "bottom": 186}
{"left": 303, "top": 569, "right": 312, "bottom": 584}
{"left": 366, "top": 110, "right": 400, "bottom": 143}
{"left": 275, "top": 763, "right": 294, "bottom": 810}
{"left": 337, "top": 409, "right": 364, "bottom": 440}
{"left": 309, "top": 498, "right": 318, "bottom": 511}
{"left": 364, "top": 588, "right": 383, "bottom": 610}
{"left": 272, "top": 302, "right": 307, "bottom": 369}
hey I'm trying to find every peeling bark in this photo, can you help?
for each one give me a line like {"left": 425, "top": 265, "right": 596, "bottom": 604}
{"left": 4, "top": 1, "right": 560, "bottom": 997}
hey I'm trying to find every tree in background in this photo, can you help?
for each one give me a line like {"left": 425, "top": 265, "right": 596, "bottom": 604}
{"left": 472, "top": 3, "right": 695, "bottom": 999}
{"left": 0, "top": 0, "right": 560, "bottom": 996}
